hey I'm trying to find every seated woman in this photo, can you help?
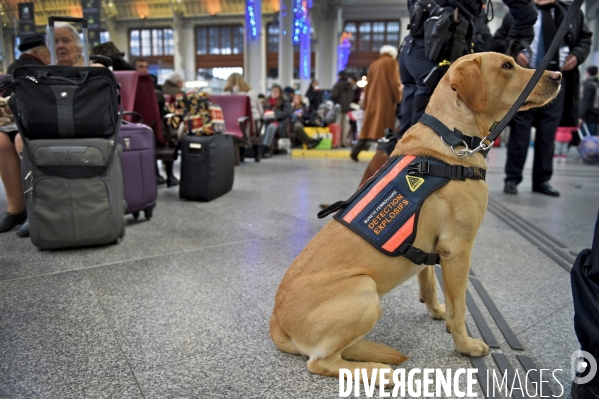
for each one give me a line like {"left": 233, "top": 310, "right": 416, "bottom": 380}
{"left": 290, "top": 94, "right": 322, "bottom": 149}
{"left": 223, "top": 73, "right": 263, "bottom": 125}
{"left": 261, "top": 85, "right": 291, "bottom": 157}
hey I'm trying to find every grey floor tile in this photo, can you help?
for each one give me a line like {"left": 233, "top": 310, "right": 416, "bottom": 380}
{"left": 0, "top": 271, "right": 143, "bottom": 399}
{"left": 0, "top": 195, "right": 261, "bottom": 282}
{"left": 517, "top": 303, "right": 580, "bottom": 397}
{"left": 85, "top": 252, "right": 271, "bottom": 372}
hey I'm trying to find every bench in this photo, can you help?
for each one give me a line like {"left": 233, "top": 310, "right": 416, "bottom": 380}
{"left": 113, "top": 71, "right": 177, "bottom": 163}
{"left": 210, "top": 94, "right": 262, "bottom": 163}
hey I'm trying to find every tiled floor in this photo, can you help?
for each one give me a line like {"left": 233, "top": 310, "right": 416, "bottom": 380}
{"left": 1, "top": 146, "right": 598, "bottom": 398}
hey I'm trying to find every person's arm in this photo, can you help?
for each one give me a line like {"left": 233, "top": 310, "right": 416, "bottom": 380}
{"left": 275, "top": 100, "right": 292, "bottom": 120}
{"left": 491, "top": 14, "right": 512, "bottom": 54}
{"left": 567, "top": 10, "right": 593, "bottom": 69}
{"left": 503, "top": 0, "right": 537, "bottom": 45}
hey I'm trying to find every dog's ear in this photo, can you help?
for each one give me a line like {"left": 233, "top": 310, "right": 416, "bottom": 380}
{"left": 449, "top": 56, "right": 487, "bottom": 112}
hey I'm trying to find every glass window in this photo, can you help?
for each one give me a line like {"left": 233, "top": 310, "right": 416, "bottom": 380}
{"left": 267, "top": 23, "right": 279, "bottom": 53}
{"left": 221, "top": 27, "right": 231, "bottom": 55}
{"left": 130, "top": 30, "right": 140, "bottom": 56}
{"left": 141, "top": 29, "right": 151, "bottom": 56}
{"left": 372, "top": 22, "right": 385, "bottom": 51}
{"left": 209, "top": 27, "right": 220, "bottom": 54}
{"left": 100, "top": 31, "right": 110, "bottom": 44}
{"left": 197, "top": 27, "right": 207, "bottom": 55}
{"left": 358, "top": 23, "right": 371, "bottom": 51}
{"left": 233, "top": 26, "right": 243, "bottom": 54}
{"left": 196, "top": 25, "right": 244, "bottom": 56}
{"left": 163, "top": 29, "right": 174, "bottom": 55}
{"left": 152, "top": 30, "right": 163, "bottom": 56}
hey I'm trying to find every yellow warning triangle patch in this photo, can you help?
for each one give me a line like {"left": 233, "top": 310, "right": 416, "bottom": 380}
{"left": 406, "top": 175, "right": 425, "bottom": 192}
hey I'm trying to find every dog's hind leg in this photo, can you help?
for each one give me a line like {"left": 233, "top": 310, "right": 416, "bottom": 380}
{"left": 417, "top": 266, "right": 446, "bottom": 320}
{"left": 270, "top": 313, "right": 301, "bottom": 355}
{"left": 342, "top": 340, "right": 408, "bottom": 364}
{"left": 308, "top": 352, "right": 394, "bottom": 386}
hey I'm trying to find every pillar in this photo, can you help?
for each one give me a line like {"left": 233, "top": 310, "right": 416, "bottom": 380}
{"left": 181, "top": 23, "right": 195, "bottom": 81}
{"left": 105, "top": 18, "right": 128, "bottom": 61}
{"left": 313, "top": 9, "right": 339, "bottom": 89}
{"left": 400, "top": 16, "right": 410, "bottom": 43}
{"left": 244, "top": 0, "right": 266, "bottom": 94}
{"left": 278, "top": 0, "right": 294, "bottom": 88}
{"left": 173, "top": 12, "right": 185, "bottom": 77}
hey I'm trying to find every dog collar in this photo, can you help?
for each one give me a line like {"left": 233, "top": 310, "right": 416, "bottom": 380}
{"left": 419, "top": 114, "right": 492, "bottom": 159}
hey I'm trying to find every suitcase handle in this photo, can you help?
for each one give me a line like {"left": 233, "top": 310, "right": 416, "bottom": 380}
{"left": 48, "top": 16, "right": 88, "bottom": 28}
{"left": 48, "top": 16, "right": 89, "bottom": 67}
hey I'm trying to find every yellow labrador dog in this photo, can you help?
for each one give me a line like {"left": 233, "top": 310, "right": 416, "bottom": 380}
{"left": 271, "top": 52, "right": 561, "bottom": 382}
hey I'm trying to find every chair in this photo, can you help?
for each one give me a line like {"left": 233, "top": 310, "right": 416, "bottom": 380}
{"left": 210, "top": 94, "right": 262, "bottom": 163}
{"left": 113, "top": 71, "right": 177, "bottom": 163}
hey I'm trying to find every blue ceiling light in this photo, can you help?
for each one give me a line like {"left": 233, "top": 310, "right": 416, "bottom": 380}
{"left": 245, "top": 0, "right": 260, "bottom": 39}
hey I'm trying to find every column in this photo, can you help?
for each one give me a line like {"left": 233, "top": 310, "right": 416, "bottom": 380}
{"left": 181, "top": 23, "right": 196, "bottom": 81}
{"left": 298, "top": 1, "right": 311, "bottom": 95}
{"left": 400, "top": 16, "right": 411, "bottom": 43}
{"left": 278, "top": 0, "right": 294, "bottom": 88}
{"left": 172, "top": 12, "right": 185, "bottom": 77}
{"left": 105, "top": 17, "right": 128, "bottom": 61}
{"left": 313, "top": 9, "right": 339, "bottom": 89}
{"left": 244, "top": 0, "right": 266, "bottom": 94}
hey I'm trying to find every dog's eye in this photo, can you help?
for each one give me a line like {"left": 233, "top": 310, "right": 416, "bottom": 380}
{"left": 502, "top": 62, "right": 513, "bottom": 70}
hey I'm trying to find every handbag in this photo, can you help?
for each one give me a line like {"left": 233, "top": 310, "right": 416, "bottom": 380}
{"left": 3, "top": 65, "right": 120, "bottom": 140}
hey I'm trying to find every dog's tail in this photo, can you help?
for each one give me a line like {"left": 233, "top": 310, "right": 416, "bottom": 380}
{"left": 342, "top": 340, "right": 408, "bottom": 364}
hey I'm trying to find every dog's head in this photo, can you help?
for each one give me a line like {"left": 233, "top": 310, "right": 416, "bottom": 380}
{"left": 437, "top": 52, "right": 561, "bottom": 126}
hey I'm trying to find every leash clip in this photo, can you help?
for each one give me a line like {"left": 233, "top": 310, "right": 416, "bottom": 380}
{"left": 451, "top": 136, "right": 494, "bottom": 159}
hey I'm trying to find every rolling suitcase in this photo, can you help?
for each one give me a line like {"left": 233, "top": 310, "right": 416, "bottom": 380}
{"left": 179, "top": 134, "right": 235, "bottom": 201}
{"left": 21, "top": 138, "right": 126, "bottom": 249}
{"left": 577, "top": 123, "right": 599, "bottom": 164}
{"left": 11, "top": 17, "right": 126, "bottom": 249}
{"left": 119, "top": 119, "right": 157, "bottom": 220}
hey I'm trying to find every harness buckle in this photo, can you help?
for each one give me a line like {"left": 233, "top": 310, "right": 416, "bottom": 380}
{"left": 407, "top": 161, "right": 429, "bottom": 175}
{"left": 449, "top": 165, "right": 465, "bottom": 180}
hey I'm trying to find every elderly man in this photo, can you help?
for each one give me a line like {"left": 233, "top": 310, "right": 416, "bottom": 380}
{"left": 7, "top": 34, "right": 50, "bottom": 73}
{"left": 162, "top": 72, "right": 186, "bottom": 95}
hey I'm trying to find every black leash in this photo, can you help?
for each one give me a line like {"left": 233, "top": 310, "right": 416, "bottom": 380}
{"left": 457, "top": 0, "right": 584, "bottom": 158}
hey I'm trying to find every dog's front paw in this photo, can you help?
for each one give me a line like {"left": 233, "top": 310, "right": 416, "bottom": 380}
{"left": 427, "top": 304, "right": 446, "bottom": 320}
{"left": 457, "top": 338, "right": 489, "bottom": 357}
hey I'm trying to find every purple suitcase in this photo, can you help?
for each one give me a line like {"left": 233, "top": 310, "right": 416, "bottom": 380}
{"left": 119, "top": 121, "right": 157, "bottom": 219}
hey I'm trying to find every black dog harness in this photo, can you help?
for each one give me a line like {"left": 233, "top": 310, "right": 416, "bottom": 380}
{"left": 318, "top": 155, "right": 486, "bottom": 265}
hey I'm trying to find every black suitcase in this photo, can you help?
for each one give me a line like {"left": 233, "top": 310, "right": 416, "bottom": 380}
{"left": 179, "top": 134, "right": 235, "bottom": 201}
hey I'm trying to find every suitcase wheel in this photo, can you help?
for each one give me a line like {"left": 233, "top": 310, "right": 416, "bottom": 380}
{"left": 132, "top": 211, "right": 140, "bottom": 220}
{"left": 144, "top": 207, "right": 154, "bottom": 220}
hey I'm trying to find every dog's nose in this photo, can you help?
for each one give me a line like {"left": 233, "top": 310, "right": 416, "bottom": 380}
{"left": 548, "top": 71, "right": 562, "bottom": 82}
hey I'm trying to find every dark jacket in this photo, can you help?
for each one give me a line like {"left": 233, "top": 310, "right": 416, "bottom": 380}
{"left": 492, "top": 2, "right": 592, "bottom": 126}
{"left": 580, "top": 76, "right": 599, "bottom": 124}
{"left": 7, "top": 54, "right": 45, "bottom": 74}
{"left": 265, "top": 97, "right": 292, "bottom": 121}
{"left": 305, "top": 88, "right": 323, "bottom": 114}
{"left": 331, "top": 79, "right": 354, "bottom": 113}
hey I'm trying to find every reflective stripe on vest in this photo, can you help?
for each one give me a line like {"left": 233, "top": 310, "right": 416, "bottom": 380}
{"left": 333, "top": 155, "right": 452, "bottom": 257}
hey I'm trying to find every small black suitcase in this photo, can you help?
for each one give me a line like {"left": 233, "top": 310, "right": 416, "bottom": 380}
{"left": 179, "top": 134, "right": 235, "bottom": 201}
